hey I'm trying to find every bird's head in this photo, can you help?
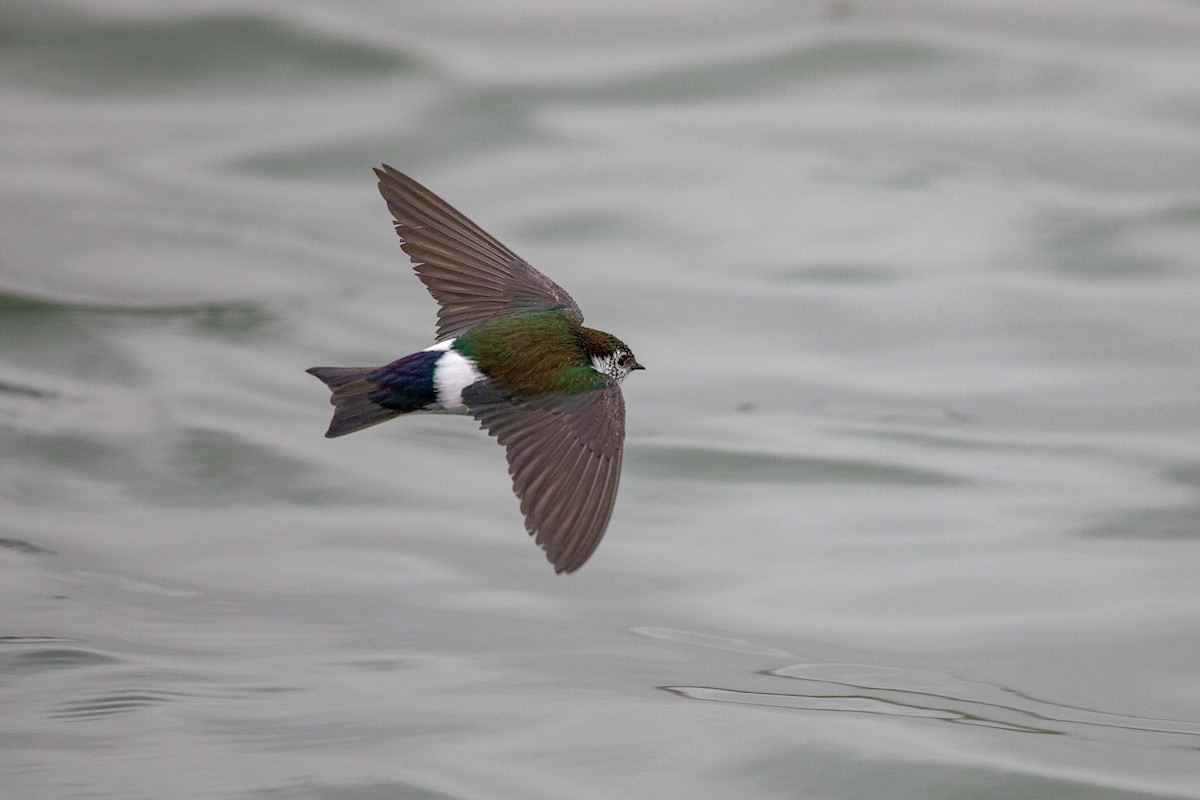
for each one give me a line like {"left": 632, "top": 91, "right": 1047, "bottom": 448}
{"left": 583, "top": 330, "right": 644, "bottom": 384}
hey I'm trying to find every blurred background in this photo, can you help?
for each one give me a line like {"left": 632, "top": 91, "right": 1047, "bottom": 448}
{"left": 3, "top": 1, "right": 1200, "bottom": 798}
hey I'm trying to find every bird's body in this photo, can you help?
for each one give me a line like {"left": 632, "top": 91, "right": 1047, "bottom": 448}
{"left": 308, "top": 166, "right": 642, "bottom": 574}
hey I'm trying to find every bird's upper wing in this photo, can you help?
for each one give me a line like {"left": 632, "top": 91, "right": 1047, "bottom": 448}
{"left": 463, "top": 380, "right": 626, "bottom": 574}
{"left": 375, "top": 165, "right": 584, "bottom": 341}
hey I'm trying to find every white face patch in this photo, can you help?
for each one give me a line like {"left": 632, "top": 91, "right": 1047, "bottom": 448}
{"left": 432, "top": 350, "right": 484, "bottom": 410}
{"left": 591, "top": 351, "right": 630, "bottom": 383}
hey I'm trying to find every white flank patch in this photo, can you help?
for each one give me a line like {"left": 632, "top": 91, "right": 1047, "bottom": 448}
{"left": 432, "top": 350, "right": 484, "bottom": 410}
{"left": 424, "top": 338, "right": 456, "bottom": 352}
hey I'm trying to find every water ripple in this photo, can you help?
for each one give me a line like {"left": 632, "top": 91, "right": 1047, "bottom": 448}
{"left": 0, "top": 6, "right": 419, "bottom": 96}
{"left": 630, "top": 626, "right": 795, "bottom": 657}
{"left": 0, "top": 289, "right": 273, "bottom": 333}
{"left": 631, "top": 444, "right": 966, "bottom": 486}
{"left": 48, "top": 691, "right": 180, "bottom": 720}
{"left": 666, "top": 661, "right": 1200, "bottom": 743}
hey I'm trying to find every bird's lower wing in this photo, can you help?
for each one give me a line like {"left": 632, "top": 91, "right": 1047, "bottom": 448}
{"left": 463, "top": 381, "right": 626, "bottom": 573}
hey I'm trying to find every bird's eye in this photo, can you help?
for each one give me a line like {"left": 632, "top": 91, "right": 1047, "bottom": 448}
{"left": 617, "top": 353, "right": 630, "bottom": 366}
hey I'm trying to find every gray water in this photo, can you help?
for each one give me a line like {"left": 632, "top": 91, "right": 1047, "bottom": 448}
{"left": 4, "top": 1, "right": 1200, "bottom": 798}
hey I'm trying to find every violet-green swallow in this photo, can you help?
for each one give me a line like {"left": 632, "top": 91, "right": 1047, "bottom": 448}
{"left": 308, "top": 165, "right": 643, "bottom": 574}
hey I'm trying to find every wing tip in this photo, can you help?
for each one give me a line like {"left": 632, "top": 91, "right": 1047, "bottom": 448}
{"left": 551, "top": 553, "right": 591, "bottom": 574}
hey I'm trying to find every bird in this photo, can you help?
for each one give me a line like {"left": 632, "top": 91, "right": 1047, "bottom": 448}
{"left": 307, "top": 165, "right": 643, "bottom": 574}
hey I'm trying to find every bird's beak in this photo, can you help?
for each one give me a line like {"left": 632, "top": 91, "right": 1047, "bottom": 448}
{"left": 632, "top": 362, "right": 646, "bottom": 371}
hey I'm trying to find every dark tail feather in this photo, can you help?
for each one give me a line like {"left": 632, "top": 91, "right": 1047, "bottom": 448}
{"left": 306, "top": 366, "right": 401, "bottom": 437}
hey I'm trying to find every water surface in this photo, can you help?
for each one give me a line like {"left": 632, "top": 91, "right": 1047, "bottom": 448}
{"left": 4, "top": 1, "right": 1200, "bottom": 798}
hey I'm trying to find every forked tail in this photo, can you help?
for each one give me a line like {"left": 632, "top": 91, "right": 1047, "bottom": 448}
{"left": 306, "top": 366, "right": 401, "bottom": 437}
